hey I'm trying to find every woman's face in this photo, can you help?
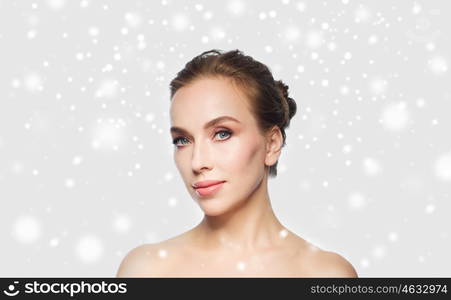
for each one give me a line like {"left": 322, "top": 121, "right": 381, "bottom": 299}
{"left": 170, "top": 77, "right": 272, "bottom": 216}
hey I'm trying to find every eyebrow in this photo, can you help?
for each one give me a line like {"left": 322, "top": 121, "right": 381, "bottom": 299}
{"left": 170, "top": 116, "right": 241, "bottom": 136}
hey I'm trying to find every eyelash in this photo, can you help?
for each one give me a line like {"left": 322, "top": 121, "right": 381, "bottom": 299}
{"left": 172, "top": 129, "right": 232, "bottom": 147}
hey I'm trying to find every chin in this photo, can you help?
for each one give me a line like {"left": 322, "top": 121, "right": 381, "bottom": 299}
{"left": 199, "top": 203, "right": 228, "bottom": 217}
{"left": 197, "top": 198, "right": 241, "bottom": 217}
{"left": 202, "top": 210, "right": 225, "bottom": 217}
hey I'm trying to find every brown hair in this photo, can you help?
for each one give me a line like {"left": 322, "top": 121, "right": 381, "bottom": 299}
{"left": 169, "top": 49, "right": 297, "bottom": 178}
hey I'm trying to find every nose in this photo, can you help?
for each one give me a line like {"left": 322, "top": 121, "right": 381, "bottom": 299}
{"left": 191, "top": 138, "right": 212, "bottom": 173}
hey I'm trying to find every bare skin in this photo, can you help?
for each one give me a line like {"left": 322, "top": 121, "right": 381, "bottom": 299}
{"left": 116, "top": 228, "right": 358, "bottom": 277}
{"left": 116, "top": 77, "right": 358, "bottom": 277}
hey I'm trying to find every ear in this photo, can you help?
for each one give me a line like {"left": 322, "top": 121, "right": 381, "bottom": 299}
{"left": 264, "top": 125, "right": 283, "bottom": 168}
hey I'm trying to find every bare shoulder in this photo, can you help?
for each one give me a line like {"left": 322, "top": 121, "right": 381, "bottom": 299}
{"left": 116, "top": 231, "right": 197, "bottom": 277}
{"left": 294, "top": 239, "right": 358, "bottom": 277}
{"left": 116, "top": 243, "right": 168, "bottom": 277}
{"left": 311, "top": 249, "right": 358, "bottom": 277}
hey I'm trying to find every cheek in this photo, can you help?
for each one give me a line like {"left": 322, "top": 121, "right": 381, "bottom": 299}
{"left": 173, "top": 152, "right": 184, "bottom": 173}
{"left": 221, "top": 135, "right": 264, "bottom": 171}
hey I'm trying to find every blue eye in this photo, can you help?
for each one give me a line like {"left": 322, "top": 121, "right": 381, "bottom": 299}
{"left": 172, "top": 130, "right": 232, "bottom": 148}
{"left": 216, "top": 130, "right": 231, "bottom": 140}
{"left": 172, "top": 137, "right": 189, "bottom": 146}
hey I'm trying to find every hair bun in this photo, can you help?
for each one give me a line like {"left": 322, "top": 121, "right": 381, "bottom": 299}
{"left": 275, "top": 80, "right": 297, "bottom": 126}
{"left": 275, "top": 80, "right": 289, "bottom": 100}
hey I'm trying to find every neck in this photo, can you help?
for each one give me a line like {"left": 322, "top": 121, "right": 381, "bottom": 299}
{"left": 193, "top": 174, "right": 288, "bottom": 253}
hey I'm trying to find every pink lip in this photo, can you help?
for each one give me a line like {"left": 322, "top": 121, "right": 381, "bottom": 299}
{"left": 194, "top": 181, "right": 225, "bottom": 197}
{"left": 192, "top": 180, "right": 225, "bottom": 188}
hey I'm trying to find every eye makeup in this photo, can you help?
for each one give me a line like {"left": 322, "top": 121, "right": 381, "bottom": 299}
{"left": 172, "top": 129, "right": 233, "bottom": 147}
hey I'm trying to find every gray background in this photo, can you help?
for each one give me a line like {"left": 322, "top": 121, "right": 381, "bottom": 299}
{"left": 0, "top": 0, "right": 450, "bottom": 277}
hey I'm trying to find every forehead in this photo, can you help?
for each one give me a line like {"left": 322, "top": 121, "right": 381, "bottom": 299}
{"left": 170, "top": 77, "right": 251, "bottom": 124}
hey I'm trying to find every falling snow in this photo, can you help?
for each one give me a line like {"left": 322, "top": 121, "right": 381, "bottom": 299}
{"left": 236, "top": 261, "right": 246, "bottom": 271}
{"left": 362, "top": 157, "right": 383, "bottom": 176}
{"left": 347, "top": 192, "right": 367, "bottom": 210}
{"left": 12, "top": 215, "right": 42, "bottom": 244}
{"left": 434, "top": 152, "right": 451, "bottom": 182}
{"left": 113, "top": 213, "right": 132, "bottom": 234}
{"left": 380, "top": 102, "right": 410, "bottom": 132}
{"left": 158, "top": 249, "right": 168, "bottom": 258}
{"left": 76, "top": 235, "right": 104, "bottom": 263}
